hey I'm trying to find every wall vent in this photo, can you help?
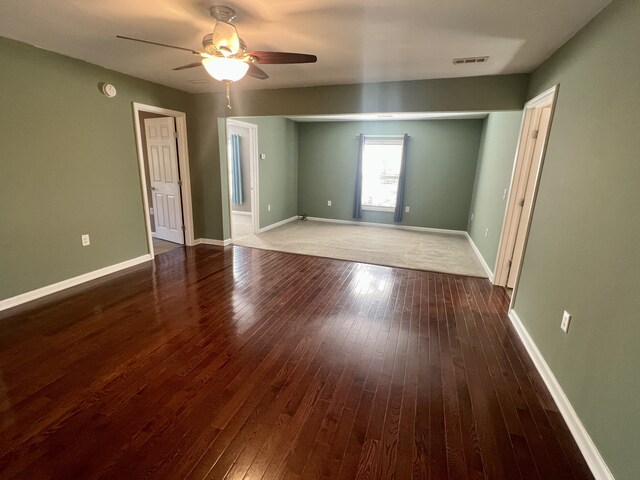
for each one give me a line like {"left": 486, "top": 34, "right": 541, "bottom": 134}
{"left": 453, "top": 56, "right": 489, "bottom": 65}
{"left": 189, "top": 78, "right": 211, "bottom": 84}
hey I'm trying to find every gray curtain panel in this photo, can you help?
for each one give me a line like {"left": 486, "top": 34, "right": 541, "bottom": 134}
{"left": 352, "top": 134, "right": 365, "bottom": 219}
{"left": 393, "top": 134, "right": 409, "bottom": 222}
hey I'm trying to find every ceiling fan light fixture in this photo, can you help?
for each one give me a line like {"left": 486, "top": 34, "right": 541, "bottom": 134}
{"left": 202, "top": 56, "right": 249, "bottom": 82}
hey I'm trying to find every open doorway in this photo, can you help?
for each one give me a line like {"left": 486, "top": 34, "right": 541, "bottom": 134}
{"left": 132, "top": 103, "right": 195, "bottom": 258}
{"left": 494, "top": 86, "right": 558, "bottom": 291}
{"left": 226, "top": 119, "right": 259, "bottom": 240}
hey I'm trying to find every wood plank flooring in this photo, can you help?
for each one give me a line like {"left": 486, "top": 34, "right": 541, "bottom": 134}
{"left": 0, "top": 245, "right": 593, "bottom": 479}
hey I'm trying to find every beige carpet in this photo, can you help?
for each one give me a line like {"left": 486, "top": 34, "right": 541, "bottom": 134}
{"left": 232, "top": 220, "right": 487, "bottom": 277}
{"left": 231, "top": 212, "right": 254, "bottom": 238}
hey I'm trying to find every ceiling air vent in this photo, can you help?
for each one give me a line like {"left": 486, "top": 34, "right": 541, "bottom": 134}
{"left": 189, "top": 78, "right": 211, "bottom": 84}
{"left": 453, "top": 56, "right": 489, "bottom": 65}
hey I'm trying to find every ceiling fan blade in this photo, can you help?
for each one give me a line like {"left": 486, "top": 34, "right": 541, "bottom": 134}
{"left": 247, "top": 51, "right": 317, "bottom": 65}
{"left": 247, "top": 63, "right": 269, "bottom": 80}
{"left": 116, "top": 35, "right": 203, "bottom": 55}
{"left": 172, "top": 62, "right": 203, "bottom": 71}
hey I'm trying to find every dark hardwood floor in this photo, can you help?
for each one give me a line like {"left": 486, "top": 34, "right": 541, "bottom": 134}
{"left": 0, "top": 245, "right": 593, "bottom": 479}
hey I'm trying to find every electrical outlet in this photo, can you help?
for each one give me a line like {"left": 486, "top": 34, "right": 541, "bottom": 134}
{"left": 267, "top": 204, "right": 271, "bottom": 211}
{"left": 405, "top": 206, "right": 410, "bottom": 213}
{"left": 327, "top": 200, "right": 332, "bottom": 207}
{"left": 81, "top": 234, "right": 90, "bottom": 246}
{"left": 260, "top": 153, "right": 266, "bottom": 160}
{"left": 561, "top": 311, "right": 571, "bottom": 333}
{"left": 470, "top": 213, "right": 474, "bottom": 221}
{"left": 484, "top": 228, "right": 489, "bottom": 238}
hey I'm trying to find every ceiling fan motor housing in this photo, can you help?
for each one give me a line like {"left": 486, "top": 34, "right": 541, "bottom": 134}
{"left": 209, "top": 5, "right": 236, "bottom": 23}
{"left": 202, "top": 33, "right": 247, "bottom": 57}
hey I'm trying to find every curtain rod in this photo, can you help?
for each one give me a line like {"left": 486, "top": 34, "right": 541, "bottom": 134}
{"left": 356, "top": 134, "right": 410, "bottom": 138}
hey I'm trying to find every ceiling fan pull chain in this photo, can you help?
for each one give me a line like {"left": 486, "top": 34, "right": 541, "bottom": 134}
{"left": 225, "top": 81, "right": 232, "bottom": 109}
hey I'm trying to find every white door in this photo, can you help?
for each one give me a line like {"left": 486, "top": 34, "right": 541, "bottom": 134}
{"left": 144, "top": 117, "right": 184, "bottom": 244}
{"left": 494, "top": 86, "right": 557, "bottom": 289}
{"left": 506, "top": 106, "right": 552, "bottom": 287}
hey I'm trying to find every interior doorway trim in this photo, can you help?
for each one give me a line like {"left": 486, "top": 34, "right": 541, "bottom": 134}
{"left": 494, "top": 85, "right": 559, "bottom": 291}
{"left": 132, "top": 102, "right": 195, "bottom": 258}
{"left": 226, "top": 119, "right": 260, "bottom": 237}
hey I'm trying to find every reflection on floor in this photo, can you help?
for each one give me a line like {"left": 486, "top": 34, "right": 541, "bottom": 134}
{"left": 231, "top": 212, "right": 253, "bottom": 238}
{"left": 232, "top": 219, "right": 487, "bottom": 278}
{"left": 153, "top": 237, "right": 182, "bottom": 255}
{"left": 0, "top": 246, "right": 592, "bottom": 479}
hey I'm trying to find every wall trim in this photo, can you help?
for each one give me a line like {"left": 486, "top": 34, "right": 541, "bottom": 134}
{"left": 305, "top": 216, "right": 467, "bottom": 236}
{"left": 258, "top": 215, "right": 298, "bottom": 233}
{"left": 465, "top": 233, "right": 494, "bottom": 282}
{"left": 508, "top": 309, "right": 614, "bottom": 480}
{"left": 194, "top": 238, "right": 232, "bottom": 247}
{"left": 0, "top": 255, "right": 152, "bottom": 312}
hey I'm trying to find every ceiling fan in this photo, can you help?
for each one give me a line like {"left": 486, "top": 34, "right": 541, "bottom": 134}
{"left": 117, "top": 5, "right": 317, "bottom": 108}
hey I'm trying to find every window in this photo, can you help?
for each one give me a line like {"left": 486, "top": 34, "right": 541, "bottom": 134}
{"left": 361, "top": 137, "right": 404, "bottom": 211}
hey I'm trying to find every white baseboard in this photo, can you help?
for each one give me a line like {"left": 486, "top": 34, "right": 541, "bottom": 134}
{"left": 0, "top": 254, "right": 152, "bottom": 312}
{"left": 305, "top": 216, "right": 466, "bottom": 236}
{"left": 465, "top": 233, "right": 494, "bottom": 282}
{"left": 194, "top": 238, "right": 232, "bottom": 247}
{"left": 508, "top": 310, "right": 614, "bottom": 480}
{"left": 258, "top": 215, "right": 298, "bottom": 233}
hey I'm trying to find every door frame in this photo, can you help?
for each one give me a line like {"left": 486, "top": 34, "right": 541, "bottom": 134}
{"left": 494, "top": 85, "right": 559, "bottom": 289}
{"left": 226, "top": 118, "right": 260, "bottom": 237}
{"left": 132, "top": 103, "right": 195, "bottom": 258}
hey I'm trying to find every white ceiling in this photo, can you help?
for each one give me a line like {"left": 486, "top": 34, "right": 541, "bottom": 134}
{"left": 0, "top": 0, "right": 610, "bottom": 94}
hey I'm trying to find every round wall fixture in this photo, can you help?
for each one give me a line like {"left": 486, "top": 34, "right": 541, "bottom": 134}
{"left": 101, "top": 83, "right": 117, "bottom": 98}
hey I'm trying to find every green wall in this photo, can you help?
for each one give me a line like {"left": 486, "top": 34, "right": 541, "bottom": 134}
{"left": 236, "top": 117, "right": 299, "bottom": 228}
{"left": 513, "top": 0, "right": 640, "bottom": 477}
{"left": 188, "top": 74, "right": 528, "bottom": 240}
{"left": 297, "top": 120, "right": 484, "bottom": 230}
{"left": 186, "top": 94, "right": 225, "bottom": 240}
{"left": 0, "top": 37, "right": 191, "bottom": 301}
{"left": 467, "top": 112, "right": 523, "bottom": 270}
{"left": 222, "top": 75, "right": 529, "bottom": 117}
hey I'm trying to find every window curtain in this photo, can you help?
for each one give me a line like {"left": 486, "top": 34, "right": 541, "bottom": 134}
{"left": 352, "top": 134, "right": 365, "bottom": 219}
{"left": 393, "top": 134, "right": 409, "bottom": 222}
{"left": 230, "top": 134, "right": 243, "bottom": 205}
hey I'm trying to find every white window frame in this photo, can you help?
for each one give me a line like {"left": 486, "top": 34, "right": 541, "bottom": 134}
{"left": 360, "top": 135, "right": 404, "bottom": 213}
